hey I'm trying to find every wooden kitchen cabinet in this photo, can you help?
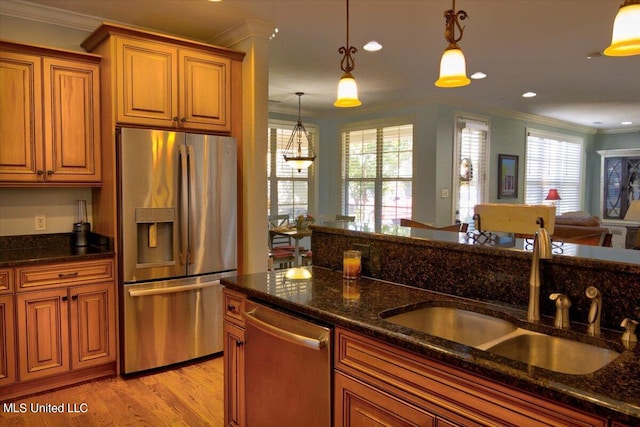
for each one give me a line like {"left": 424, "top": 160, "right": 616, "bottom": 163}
{"left": 1, "top": 258, "right": 116, "bottom": 400}
{"left": 82, "top": 23, "right": 241, "bottom": 133}
{"left": 0, "top": 40, "right": 101, "bottom": 185}
{"left": 334, "top": 327, "right": 607, "bottom": 427}
{"left": 223, "top": 289, "right": 247, "bottom": 427}
{"left": 16, "top": 287, "right": 70, "bottom": 381}
{"left": 0, "top": 294, "right": 16, "bottom": 386}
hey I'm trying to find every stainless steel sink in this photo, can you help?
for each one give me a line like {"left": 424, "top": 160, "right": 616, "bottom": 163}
{"left": 485, "top": 333, "right": 620, "bottom": 375}
{"left": 382, "top": 306, "right": 518, "bottom": 347}
{"left": 382, "top": 304, "right": 620, "bottom": 375}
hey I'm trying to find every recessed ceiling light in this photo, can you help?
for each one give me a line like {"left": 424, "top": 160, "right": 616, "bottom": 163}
{"left": 522, "top": 92, "right": 537, "bottom": 98}
{"left": 363, "top": 41, "right": 382, "bottom": 52}
{"left": 621, "top": 121, "right": 633, "bottom": 125}
{"left": 470, "top": 72, "right": 487, "bottom": 79}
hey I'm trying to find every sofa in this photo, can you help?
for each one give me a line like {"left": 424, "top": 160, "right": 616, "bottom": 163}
{"left": 553, "top": 212, "right": 609, "bottom": 238}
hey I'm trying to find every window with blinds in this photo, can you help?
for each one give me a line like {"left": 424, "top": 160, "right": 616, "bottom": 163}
{"left": 267, "top": 122, "right": 316, "bottom": 219}
{"left": 342, "top": 123, "right": 413, "bottom": 232}
{"left": 454, "top": 117, "right": 489, "bottom": 227}
{"left": 525, "top": 129, "right": 583, "bottom": 214}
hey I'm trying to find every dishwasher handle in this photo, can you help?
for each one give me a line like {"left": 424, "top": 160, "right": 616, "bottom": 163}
{"left": 244, "top": 308, "right": 329, "bottom": 351}
{"left": 128, "top": 280, "right": 220, "bottom": 297}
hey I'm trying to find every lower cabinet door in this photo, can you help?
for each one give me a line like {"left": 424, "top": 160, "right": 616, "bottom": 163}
{"left": 69, "top": 282, "right": 116, "bottom": 369}
{"left": 335, "top": 371, "right": 436, "bottom": 427}
{"left": 17, "top": 288, "right": 69, "bottom": 381}
{"left": 0, "top": 294, "right": 16, "bottom": 386}
{"left": 223, "top": 321, "right": 245, "bottom": 427}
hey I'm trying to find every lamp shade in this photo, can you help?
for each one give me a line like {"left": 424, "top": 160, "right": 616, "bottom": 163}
{"left": 334, "top": 72, "right": 362, "bottom": 107}
{"left": 435, "top": 47, "right": 471, "bottom": 88}
{"left": 604, "top": 1, "right": 640, "bottom": 56}
{"left": 624, "top": 200, "right": 640, "bottom": 220}
{"left": 545, "top": 189, "right": 562, "bottom": 201}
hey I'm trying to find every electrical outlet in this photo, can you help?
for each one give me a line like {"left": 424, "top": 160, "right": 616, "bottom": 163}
{"left": 35, "top": 215, "right": 47, "bottom": 231}
{"left": 441, "top": 188, "right": 450, "bottom": 198}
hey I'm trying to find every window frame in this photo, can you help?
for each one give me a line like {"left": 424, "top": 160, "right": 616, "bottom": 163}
{"left": 524, "top": 128, "right": 585, "bottom": 214}
{"left": 341, "top": 119, "right": 414, "bottom": 233}
{"left": 267, "top": 119, "right": 317, "bottom": 220}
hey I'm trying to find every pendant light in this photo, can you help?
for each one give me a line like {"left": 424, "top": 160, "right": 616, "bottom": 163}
{"left": 435, "top": 0, "right": 471, "bottom": 88}
{"left": 334, "top": 0, "right": 362, "bottom": 107}
{"left": 604, "top": 0, "right": 640, "bottom": 56}
{"left": 284, "top": 92, "right": 316, "bottom": 172}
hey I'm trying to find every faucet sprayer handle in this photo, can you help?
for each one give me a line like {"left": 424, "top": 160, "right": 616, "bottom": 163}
{"left": 549, "top": 293, "right": 571, "bottom": 307}
{"left": 621, "top": 318, "right": 638, "bottom": 344}
{"left": 585, "top": 286, "right": 600, "bottom": 300}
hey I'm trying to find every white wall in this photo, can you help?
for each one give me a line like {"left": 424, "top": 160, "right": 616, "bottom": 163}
{"left": 0, "top": 188, "right": 93, "bottom": 236}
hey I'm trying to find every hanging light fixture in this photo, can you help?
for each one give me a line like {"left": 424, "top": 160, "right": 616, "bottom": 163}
{"left": 284, "top": 92, "right": 316, "bottom": 172}
{"left": 435, "top": 0, "right": 471, "bottom": 88}
{"left": 334, "top": 0, "right": 362, "bottom": 107}
{"left": 604, "top": 0, "right": 640, "bottom": 56}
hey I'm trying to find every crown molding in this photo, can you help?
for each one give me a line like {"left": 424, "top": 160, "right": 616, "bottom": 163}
{"left": 208, "top": 19, "right": 276, "bottom": 47}
{"left": 0, "top": 0, "right": 101, "bottom": 31}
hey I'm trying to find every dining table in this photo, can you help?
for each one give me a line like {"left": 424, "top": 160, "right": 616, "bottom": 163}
{"left": 270, "top": 227, "right": 312, "bottom": 267}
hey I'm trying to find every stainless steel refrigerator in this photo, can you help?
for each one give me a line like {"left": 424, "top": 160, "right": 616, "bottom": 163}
{"left": 117, "top": 127, "right": 236, "bottom": 374}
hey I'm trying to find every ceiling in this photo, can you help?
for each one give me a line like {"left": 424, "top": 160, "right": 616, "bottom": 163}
{"left": 3, "top": 0, "right": 640, "bottom": 131}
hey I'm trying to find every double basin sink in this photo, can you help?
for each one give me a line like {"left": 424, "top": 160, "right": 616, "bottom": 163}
{"left": 381, "top": 305, "right": 620, "bottom": 375}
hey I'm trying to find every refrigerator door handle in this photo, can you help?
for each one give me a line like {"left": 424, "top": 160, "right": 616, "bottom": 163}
{"left": 187, "top": 144, "right": 196, "bottom": 265}
{"left": 179, "top": 144, "right": 189, "bottom": 266}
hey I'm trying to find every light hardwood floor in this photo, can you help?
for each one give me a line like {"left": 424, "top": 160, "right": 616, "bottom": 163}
{"left": 1, "top": 355, "right": 224, "bottom": 426}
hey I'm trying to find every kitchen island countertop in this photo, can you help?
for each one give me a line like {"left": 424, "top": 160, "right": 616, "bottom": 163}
{"left": 222, "top": 266, "right": 640, "bottom": 424}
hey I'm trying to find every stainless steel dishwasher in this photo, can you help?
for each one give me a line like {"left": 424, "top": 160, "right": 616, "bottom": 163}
{"left": 243, "top": 302, "right": 332, "bottom": 427}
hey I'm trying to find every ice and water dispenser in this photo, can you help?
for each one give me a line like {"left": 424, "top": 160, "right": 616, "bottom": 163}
{"left": 135, "top": 207, "right": 175, "bottom": 267}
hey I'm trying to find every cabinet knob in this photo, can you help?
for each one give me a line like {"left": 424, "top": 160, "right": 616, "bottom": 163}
{"left": 180, "top": 117, "right": 187, "bottom": 123}
{"left": 47, "top": 170, "right": 54, "bottom": 175}
{"left": 62, "top": 296, "right": 68, "bottom": 301}
{"left": 227, "top": 304, "right": 236, "bottom": 312}
{"left": 235, "top": 340, "right": 244, "bottom": 347}
{"left": 72, "top": 294, "right": 78, "bottom": 300}
{"left": 37, "top": 170, "right": 44, "bottom": 176}
{"left": 173, "top": 116, "right": 179, "bottom": 122}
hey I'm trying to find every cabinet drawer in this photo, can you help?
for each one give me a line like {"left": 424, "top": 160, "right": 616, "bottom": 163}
{"left": 335, "top": 328, "right": 606, "bottom": 427}
{"left": 223, "top": 289, "right": 245, "bottom": 327}
{"left": 0, "top": 268, "right": 13, "bottom": 294}
{"left": 17, "top": 259, "right": 114, "bottom": 291}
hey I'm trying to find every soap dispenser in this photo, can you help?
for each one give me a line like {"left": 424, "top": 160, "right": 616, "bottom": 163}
{"left": 72, "top": 200, "right": 91, "bottom": 247}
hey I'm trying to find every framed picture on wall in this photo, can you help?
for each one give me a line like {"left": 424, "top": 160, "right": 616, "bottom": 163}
{"left": 498, "top": 154, "right": 518, "bottom": 199}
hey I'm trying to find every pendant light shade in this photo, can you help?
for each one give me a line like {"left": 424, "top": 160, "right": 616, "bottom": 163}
{"left": 435, "top": 0, "right": 471, "bottom": 88}
{"left": 604, "top": 0, "right": 640, "bottom": 56}
{"left": 335, "top": 72, "right": 361, "bottom": 107}
{"left": 283, "top": 92, "right": 316, "bottom": 172}
{"left": 335, "top": 0, "right": 362, "bottom": 107}
{"left": 435, "top": 47, "right": 471, "bottom": 88}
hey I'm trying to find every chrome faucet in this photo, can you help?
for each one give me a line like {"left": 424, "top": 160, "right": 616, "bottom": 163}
{"left": 585, "top": 286, "right": 601, "bottom": 336}
{"left": 549, "top": 293, "right": 571, "bottom": 328}
{"left": 527, "top": 223, "right": 552, "bottom": 322}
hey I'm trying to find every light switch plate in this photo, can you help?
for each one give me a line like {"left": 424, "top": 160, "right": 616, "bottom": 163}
{"left": 441, "top": 188, "right": 450, "bottom": 198}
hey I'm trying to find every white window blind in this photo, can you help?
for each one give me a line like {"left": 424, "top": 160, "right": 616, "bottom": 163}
{"left": 268, "top": 123, "right": 315, "bottom": 219}
{"left": 525, "top": 129, "right": 583, "bottom": 214}
{"left": 455, "top": 117, "right": 489, "bottom": 227}
{"left": 342, "top": 123, "right": 413, "bottom": 232}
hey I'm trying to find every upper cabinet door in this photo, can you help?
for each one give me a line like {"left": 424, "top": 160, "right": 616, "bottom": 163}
{"left": 43, "top": 57, "right": 102, "bottom": 183}
{"left": 0, "top": 50, "right": 44, "bottom": 182}
{"left": 116, "top": 37, "right": 178, "bottom": 127}
{"left": 179, "top": 49, "right": 231, "bottom": 132}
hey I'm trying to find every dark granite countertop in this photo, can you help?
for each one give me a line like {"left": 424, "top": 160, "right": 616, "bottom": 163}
{"left": 221, "top": 266, "right": 640, "bottom": 424}
{"left": 0, "top": 233, "right": 114, "bottom": 267}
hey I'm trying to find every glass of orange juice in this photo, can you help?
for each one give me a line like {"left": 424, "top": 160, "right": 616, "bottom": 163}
{"left": 343, "top": 250, "right": 361, "bottom": 279}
